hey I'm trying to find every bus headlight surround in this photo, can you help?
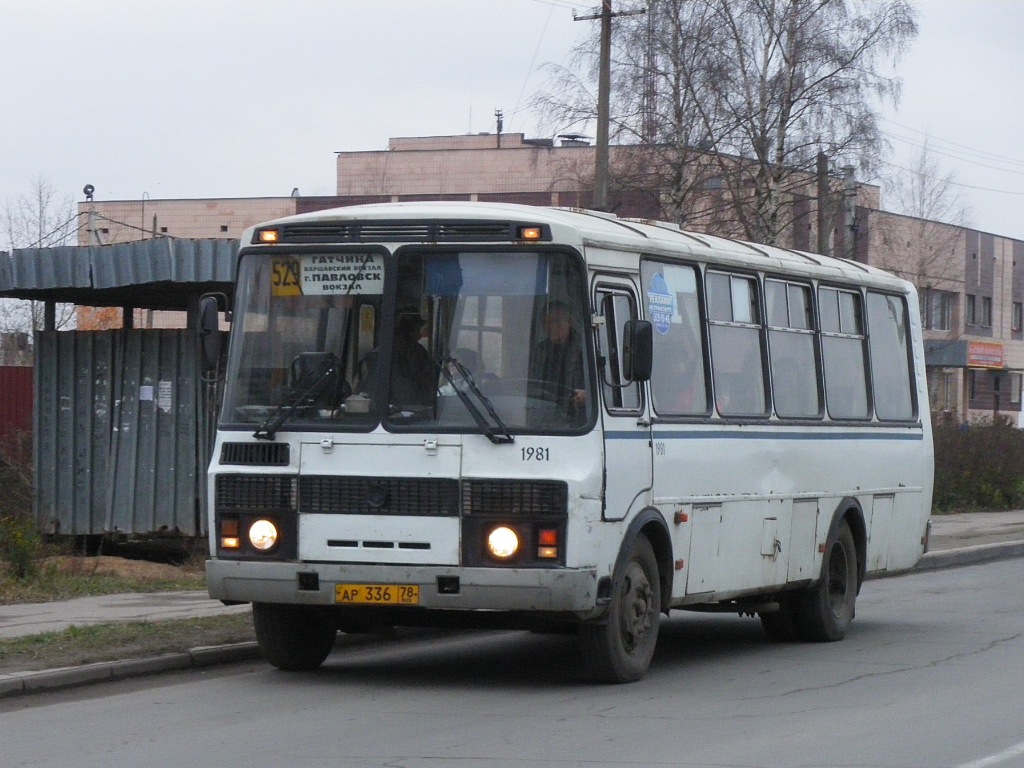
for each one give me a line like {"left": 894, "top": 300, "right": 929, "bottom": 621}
{"left": 248, "top": 519, "right": 280, "bottom": 552}
{"left": 487, "top": 525, "right": 520, "bottom": 560}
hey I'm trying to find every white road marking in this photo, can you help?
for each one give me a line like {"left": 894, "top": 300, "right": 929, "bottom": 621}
{"left": 957, "top": 740, "right": 1024, "bottom": 768}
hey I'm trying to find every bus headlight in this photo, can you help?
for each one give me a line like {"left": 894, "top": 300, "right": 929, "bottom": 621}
{"left": 487, "top": 526, "right": 520, "bottom": 560}
{"left": 248, "top": 519, "right": 279, "bottom": 552}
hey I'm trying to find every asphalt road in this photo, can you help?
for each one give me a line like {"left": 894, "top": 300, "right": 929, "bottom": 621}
{"left": 2, "top": 559, "right": 1022, "bottom": 768}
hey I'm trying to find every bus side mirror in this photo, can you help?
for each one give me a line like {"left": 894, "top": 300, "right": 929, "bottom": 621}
{"left": 622, "top": 320, "right": 653, "bottom": 382}
{"left": 198, "top": 294, "right": 222, "bottom": 372}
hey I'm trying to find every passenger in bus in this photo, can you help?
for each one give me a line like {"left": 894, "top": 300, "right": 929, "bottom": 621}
{"left": 655, "top": 353, "right": 705, "bottom": 414}
{"left": 389, "top": 308, "right": 435, "bottom": 406}
{"left": 529, "top": 300, "right": 586, "bottom": 414}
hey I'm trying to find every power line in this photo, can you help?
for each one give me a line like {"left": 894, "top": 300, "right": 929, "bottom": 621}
{"left": 882, "top": 117, "right": 1024, "bottom": 168}
{"left": 511, "top": 0, "right": 558, "bottom": 132}
{"left": 527, "top": 0, "right": 582, "bottom": 10}
{"left": 879, "top": 159, "right": 1024, "bottom": 197}
{"left": 884, "top": 131, "right": 1024, "bottom": 178}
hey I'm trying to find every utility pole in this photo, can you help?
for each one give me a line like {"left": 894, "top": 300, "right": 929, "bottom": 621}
{"left": 576, "top": 2, "right": 645, "bottom": 211}
{"left": 842, "top": 165, "right": 857, "bottom": 261}
{"left": 816, "top": 152, "right": 830, "bottom": 256}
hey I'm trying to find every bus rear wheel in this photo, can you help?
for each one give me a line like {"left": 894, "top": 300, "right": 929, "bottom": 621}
{"left": 252, "top": 603, "right": 337, "bottom": 671}
{"left": 797, "top": 520, "right": 858, "bottom": 641}
{"left": 580, "top": 534, "right": 661, "bottom": 683}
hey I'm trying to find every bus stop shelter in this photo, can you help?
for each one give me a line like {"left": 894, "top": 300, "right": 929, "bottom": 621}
{"left": 0, "top": 238, "right": 237, "bottom": 537}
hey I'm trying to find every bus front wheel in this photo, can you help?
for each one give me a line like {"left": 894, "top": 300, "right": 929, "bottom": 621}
{"left": 797, "top": 520, "right": 858, "bottom": 641}
{"left": 580, "top": 534, "right": 661, "bottom": 683}
{"left": 252, "top": 603, "right": 337, "bottom": 671}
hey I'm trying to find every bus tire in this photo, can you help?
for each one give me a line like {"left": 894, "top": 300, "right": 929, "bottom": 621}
{"left": 797, "top": 520, "right": 857, "bottom": 642}
{"left": 252, "top": 603, "right": 337, "bottom": 671}
{"left": 580, "top": 534, "right": 661, "bottom": 683}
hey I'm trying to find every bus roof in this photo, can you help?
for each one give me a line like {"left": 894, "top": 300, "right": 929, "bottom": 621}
{"left": 246, "top": 201, "right": 910, "bottom": 293}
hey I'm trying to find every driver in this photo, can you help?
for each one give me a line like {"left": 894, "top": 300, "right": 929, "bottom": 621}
{"left": 528, "top": 300, "right": 586, "bottom": 412}
{"left": 389, "top": 308, "right": 434, "bottom": 406}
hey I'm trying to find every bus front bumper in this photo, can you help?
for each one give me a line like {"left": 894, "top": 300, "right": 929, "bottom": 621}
{"left": 206, "top": 558, "right": 601, "bottom": 614}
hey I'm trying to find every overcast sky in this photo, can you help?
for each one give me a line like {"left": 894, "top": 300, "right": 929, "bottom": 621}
{"left": 2, "top": 0, "right": 1022, "bottom": 243}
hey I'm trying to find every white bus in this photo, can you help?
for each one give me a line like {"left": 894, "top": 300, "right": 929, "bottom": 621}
{"left": 201, "top": 202, "right": 933, "bottom": 683}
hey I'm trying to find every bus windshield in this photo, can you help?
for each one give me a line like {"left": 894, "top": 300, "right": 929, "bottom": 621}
{"left": 221, "top": 248, "right": 594, "bottom": 436}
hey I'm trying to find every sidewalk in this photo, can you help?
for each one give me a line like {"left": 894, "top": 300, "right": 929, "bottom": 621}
{"left": 2, "top": 510, "right": 1023, "bottom": 697}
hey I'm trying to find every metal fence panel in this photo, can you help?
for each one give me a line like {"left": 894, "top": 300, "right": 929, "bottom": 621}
{"left": 106, "top": 330, "right": 200, "bottom": 535}
{"left": 34, "top": 332, "right": 116, "bottom": 535}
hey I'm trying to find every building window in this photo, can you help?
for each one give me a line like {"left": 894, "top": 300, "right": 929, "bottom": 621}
{"left": 921, "top": 289, "right": 954, "bottom": 331}
{"left": 1013, "top": 302, "right": 1023, "bottom": 332}
{"left": 1012, "top": 372, "right": 1023, "bottom": 405}
{"left": 966, "top": 294, "right": 976, "bottom": 326}
{"left": 981, "top": 296, "right": 992, "bottom": 327}
{"left": 928, "top": 368, "right": 954, "bottom": 412}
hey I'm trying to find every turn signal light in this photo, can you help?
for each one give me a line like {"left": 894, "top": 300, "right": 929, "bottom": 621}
{"left": 258, "top": 229, "right": 280, "bottom": 243}
{"left": 537, "top": 528, "right": 559, "bottom": 559}
{"left": 518, "top": 226, "right": 543, "bottom": 241}
{"left": 220, "top": 518, "right": 240, "bottom": 550}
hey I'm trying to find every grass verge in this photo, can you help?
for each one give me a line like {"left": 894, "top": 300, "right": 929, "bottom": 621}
{"left": 0, "top": 556, "right": 206, "bottom": 605}
{"left": 0, "top": 613, "right": 254, "bottom": 675}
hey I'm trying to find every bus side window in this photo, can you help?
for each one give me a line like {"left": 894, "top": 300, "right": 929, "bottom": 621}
{"left": 866, "top": 292, "right": 916, "bottom": 420}
{"left": 766, "top": 279, "right": 821, "bottom": 418}
{"left": 820, "top": 287, "right": 869, "bottom": 419}
{"left": 642, "top": 262, "right": 708, "bottom": 416}
{"left": 707, "top": 272, "right": 767, "bottom": 417}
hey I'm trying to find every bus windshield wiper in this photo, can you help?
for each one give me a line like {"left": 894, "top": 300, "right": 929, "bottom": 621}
{"left": 436, "top": 356, "right": 514, "bottom": 445}
{"left": 254, "top": 355, "right": 339, "bottom": 440}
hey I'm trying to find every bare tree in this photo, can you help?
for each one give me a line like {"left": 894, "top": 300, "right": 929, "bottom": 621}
{"left": 1, "top": 177, "right": 79, "bottom": 338}
{"left": 702, "top": 0, "right": 917, "bottom": 244}
{"left": 534, "top": 0, "right": 917, "bottom": 244}
{"left": 874, "top": 140, "right": 972, "bottom": 325}
{"left": 533, "top": 0, "right": 720, "bottom": 226}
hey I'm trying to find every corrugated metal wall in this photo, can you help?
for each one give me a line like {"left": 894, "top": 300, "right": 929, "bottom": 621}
{"left": 35, "top": 329, "right": 209, "bottom": 536}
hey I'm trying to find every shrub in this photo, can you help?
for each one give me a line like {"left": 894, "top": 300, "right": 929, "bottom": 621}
{"left": 932, "top": 418, "right": 1024, "bottom": 511}
{"left": 0, "top": 513, "right": 42, "bottom": 579}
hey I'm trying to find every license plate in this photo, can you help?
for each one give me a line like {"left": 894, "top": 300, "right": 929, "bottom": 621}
{"left": 336, "top": 583, "right": 420, "bottom": 605}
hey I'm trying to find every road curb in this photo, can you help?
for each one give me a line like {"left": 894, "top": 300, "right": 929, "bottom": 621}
{"left": 3, "top": 543, "right": 1023, "bottom": 700}
{"left": 0, "top": 642, "right": 261, "bottom": 700}
{"left": 916, "top": 540, "right": 1024, "bottom": 571}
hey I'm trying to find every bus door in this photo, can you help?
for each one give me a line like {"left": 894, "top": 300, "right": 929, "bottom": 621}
{"left": 594, "top": 281, "right": 652, "bottom": 521}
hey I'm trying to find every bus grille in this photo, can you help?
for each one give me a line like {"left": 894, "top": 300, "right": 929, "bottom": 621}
{"left": 461, "top": 480, "right": 568, "bottom": 518}
{"left": 216, "top": 476, "right": 568, "bottom": 518}
{"left": 219, "top": 442, "right": 290, "bottom": 466}
{"left": 300, "top": 476, "right": 460, "bottom": 516}
{"left": 216, "top": 474, "right": 297, "bottom": 511}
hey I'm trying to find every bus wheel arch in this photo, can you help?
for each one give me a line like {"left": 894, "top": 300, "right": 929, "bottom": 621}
{"left": 612, "top": 508, "right": 673, "bottom": 614}
{"left": 830, "top": 497, "right": 867, "bottom": 592}
{"left": 797, "top": 499, "right": 864, "bottom": 642}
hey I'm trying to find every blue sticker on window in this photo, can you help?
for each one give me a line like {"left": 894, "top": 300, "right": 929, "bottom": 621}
{"left": 648, "top": 273, "right": 673, "bottom": 335}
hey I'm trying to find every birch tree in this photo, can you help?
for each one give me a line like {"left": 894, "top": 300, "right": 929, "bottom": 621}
{"left": 534, "top": 0, "right": 917, "bottom": 244}
{"left": 1, "top": 177, "right": 78, "bottom": 337}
